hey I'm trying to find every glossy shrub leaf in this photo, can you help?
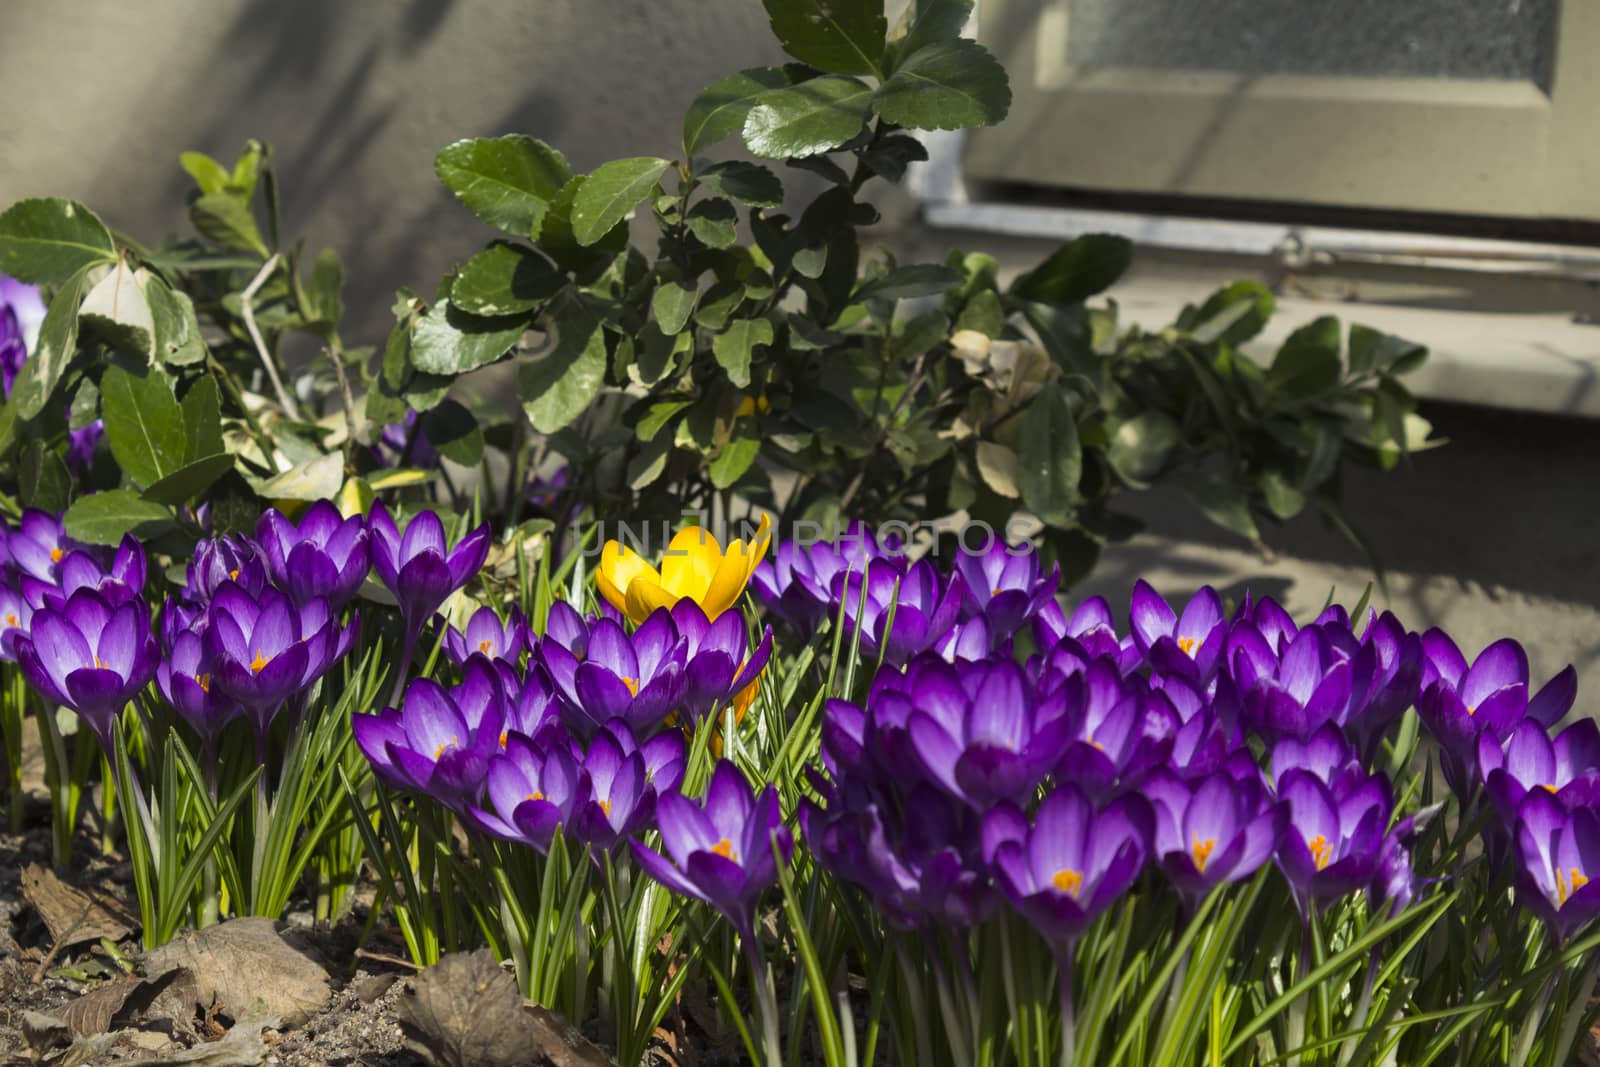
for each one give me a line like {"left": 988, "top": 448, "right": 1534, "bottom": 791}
{"left": 682, "top": 68, "right": 791, "bottom": 157}
{"left": 636, "top": 398, "right": 692, "bottom": 443}
{"left": 100, "top": 360, "right": 187, "bottom": 489}
{"left": 712, "top": 317, "right": 773, "bottom": 388}
{"left": 1010, "top": 234, "right": 1132, "bottom": 305}
{"left": 434, "top": 135, "right": 571, "bottom": 238}
{"left": 1184, "top": 475, "right": 1261, "bottom": 541}
{"left": 1106, "top": 410, "right": 1182, "bottom": 485}
{"left": 299, "top": 247, "right": 344, "bottom": 336}
{"left": 140, "top": 453, "right": 237, "bottom": 507}
{"left": 147, "top": 278, "right": 208, "bottom": 366}
{"left": 189, "top": 193, "right": 269, "bottom": 257}
{"left": 520, "top": 295, "right": 608, "bottom": 433}
{"left": 179, "top": 151, "right": 232, "bottom": 196}
{"left": 538, "top": 176, "right": 630, "bottom": 273}
{"left": 10, "top": 264, "right": 90, "bottom": 420}
{"left": 743, "top": 77, "right": 874, "bottom": 160}
{"left": 181, "top": 376, "right": 225, "bottom": 461}
{"left": 256, "top": 452, "right": 344, "bottom": 503}
{"left": 686, "top": 198, "right": 739, "bottom": 249}
{"left": 19, "top": 441, "right": 70, "bottom": 513}
{"left": 651, "top": 282, "right": 697, "bottom": 336}
{"left": 63, "top": 489, "right": 173, "bottom": 546}
{"left": 450, "top": 242, "right": 563, "bottom": 316}
{"left": 1350, "top": 323, "right": 1428, "bottom": 376}
{"left": 854, "top": 263, "right": 963, "bottom": 303}
{"left": 80, "top": 261, "right": 155, "bottom": 359}
{"left": 410, "top": 301, "right": 528, "bottom": 375}
{"left": 1017, "top": 378, "right": 1080, "bottom": 526}
{"left": 0, "top": 198, "right": 117, "bottom": 283}
{"left": 763, "top": 0, "right": 887, "bottom": 76}
{"left": 571, "top": 157, "right": 671, "bottom": 247}
{"left": 420, "top": 399, "right": 485, "bottom": 466}
{"left": 888, "top": 0, "right": 975, "bottom": 63}
{"left": 1270, "top": 316, "right": 1343, "bottom": 400}
{"left": 698, "top": 161, "right": 784, "bottom": 207}
{"left": 1182, "top": 281, "right": 1276, "bottom": 346}
{"left": 873, "top": 39, "right": 1010, "bottom": 131}
{"left": 710, "top": 430, "right": 761, "bottom": 489}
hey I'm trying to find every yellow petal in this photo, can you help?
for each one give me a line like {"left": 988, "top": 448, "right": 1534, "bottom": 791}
{"left": 660, "top": 526, "right": 721, "bottom": 603}
{"left": 624, "top": 576, "right": 680, "bottom": 624}
{"left": 597, "top": 540, "right": 660, "bottom": 617}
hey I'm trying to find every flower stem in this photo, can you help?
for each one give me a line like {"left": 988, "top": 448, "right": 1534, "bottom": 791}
{"left": 743, "top": 932, "right": 782, "bottom": 1066}
{"left": 1055, "top": 943, "right": 1076, "bottom": 1067}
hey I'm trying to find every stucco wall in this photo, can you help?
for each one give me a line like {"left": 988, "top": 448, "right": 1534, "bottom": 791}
{"left": 0, "top": 0, "right": 783, "bottom": 337}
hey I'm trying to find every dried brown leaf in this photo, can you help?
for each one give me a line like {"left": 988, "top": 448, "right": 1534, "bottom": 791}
{"left": 142, "top": 917, "right": 329, "bottom": 1029}
{"left": 21, "top": 863, "right": 135, "bottom": 949}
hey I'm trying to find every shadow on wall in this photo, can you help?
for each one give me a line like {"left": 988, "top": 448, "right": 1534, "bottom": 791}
{"left": 0, "top": 0, "right": 780, "bottom": 340}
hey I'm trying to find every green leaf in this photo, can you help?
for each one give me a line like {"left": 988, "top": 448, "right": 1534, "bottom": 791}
{"left": 410, "top": 301, "right": 528, "bottom": 375}
{"left": 180, "top": 376, "right": 225, "bottom": 461}
{"left": 698, "top": 161, "right": 784, "bottom": 207}
{"left": 1009, "top": 233, "right": 1132, "bottom": 305}
{"left": 10, "top": 265, "right": 91, "bottom": 420}
{"left": 179, "top": 151, "right": 232, "bottom": 195}
{"left": 301, "top": 247, "right": 344, "bottom": 334}
{"left": 889, "top": 0, "right": 975, "bottom": 63}
{"left": 0, "top": 198, "right": 117, "bottom": 284}
{"left": 19, "top": 441, "right": 70, "bottom": 514}
{"left": 685, "top": 198, "right": 739, "bottom": 249}
{"left": 147, "top": 278, "right": 208, "bottom": 366}
{"left": 873, "top": 39, "right": 1010, "bottom": 131}
{"left": 742, "top": 77, "right": 874, "bottom": 160}
{"left": 1350, "top": 324, "right": 1428, "bottom": 377}
{"left": 140, "top": 453, "right": 237, "bottom": 506}
{"left": 571, "top": 157, "right": 671, "bottom": 246}
{"left": 1106, "top": 410, "right": 1182, "bottom": 485}
{"left": 433, "top": 135, "right": 571, "bottom": 238}
{"left": 763, "top": 0, "right": 887, "bottom": 76}
{"left": 628, "top": 435, "right": 671, "bottom": 490}
{"left": 712, "top": 317, "right": 774, "bottom": 388}
{"left": 1017, "top": 379, "right": 1080, "bottom": 526}
{"left": 519, "top": 294, "right": 608, "bottom": 433}
{"left": 100, "top": 360, "right": 187, "bottom": 489}
{"left": 1181, "top": 281, "right": 1276, "bottom": 346}
{"left": 63, "top": 489, "right": 173, "bottom": 546}
{"left": 449, "top": 242, "right": 563, "bottom": 316}
{"left": 189, "top": 193, "right": 269, "bottom": 257}
{"left": 1258, "top": 469, "right": 1307, "bottom": 520}
{"left": 1184, "top": 476, "right": 1261, "bottom": 541}
{"left": 419, "top": 399, "right": 484, "bottom": 466}
{"left": 1270, "top": 316, "right": 1343, "bottom": 400}
{"left": 854, "top": 263, "right": 963, "bottom": 302}
{"left": 538, "top": 176, "right": 630, "bottom": 272}
{"left": 955, "top": 289, "right": 1006, "bottom": 335}
{"left": 651, "top": 282, "right": 697, "bottom": 336}
{"left": 682, "top": 68, "right": 792, "bottom": 157}
{"left": 69, "top": 377, "right": 100, "bottom": 431}
{"left": 636, "top": 398, "right": 692, "bottom": 442}
{"left": 710, "top": 430, "right": 761, "bottom": 489}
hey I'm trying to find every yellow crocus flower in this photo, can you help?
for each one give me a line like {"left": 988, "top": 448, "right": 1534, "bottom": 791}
{"left": 596, "top": 514, "right": 772, "bottom": 624}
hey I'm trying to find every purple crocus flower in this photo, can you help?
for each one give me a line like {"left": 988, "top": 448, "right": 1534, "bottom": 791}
{"left": 189, "top": 535, "right": 269, "bottom": 601}
{"left": 1032, "top": 595, "right": 1132, "bottom": 667}
{"left": 541, "top": 611, "right": 686, "bottom": 739}
{"left": 5, "top": 509, "right": 84, "bottom": 585}
{"left": 1480, "top": 719, "right": 1600, "bottom": 823}
{"left": 1232, "top": 624, "right": 1353, "bottom": 741}
{"left": 631, "top": 760, "right": 794, "bottom": 940}
{"left": 367, "top": 501, "right": 490, "bottom": 650}
{"left": 0, "top": 583, "right": 35, "bottom": 661}
{"left": 24, "top": 536, "right": 146, "bottom": 612}
{"left": 1275, "top": 768, "right": 1393, "bottom": 912}
{"left": 836, "top": 558, "right": 965, "bottom": 667}
{"left": 1271, "top": 725, "right": 1366, "bottom": 798}
{"left": 466, "top": 732, "right": 583, "bottom": 852}
{"left": 1054, "top": 661, "right": 1178, "bottom": 798}
{"left": 1130, "top": 580, "right": 1227, "bottom": 683}
{"left": 1340, "top": 611, "right": 1422, "bottom": 763}
{"left": 569, "top": 724, "right": 660, "bottom": 851}
{"left": 750, "top": 524, "right": 886, "bottom": 638}
{"left": 353, "top": 658, "right": 508, "bottom": 809}
{"left": 1143, "top": 769, "right": 1283, "bottom": 902}
{"left": 0, "top": 275, "right": 46, "bottom": 391}
{"left": 898, "top": 655, "right": 1070, "bottom": 810}
{"left": 983, "top": 784, "right": 1152, "bottom": 953}
{"left": 255, "top": 502, "right": 370, "bottom": 609}
{"left": 204, "top": 583, "right": 355, "bottom": 747}
{"left": 1512, "top": 789, "right": 1600, "bottom": 942}
{"left": 670, "top": 599, "right": 771, "bottom": 723}
{"left": 156, "top": 629, "right": 241, "bottom": 746}
{"left": 953, "top": 539, "right": 1060, "bottom": 645}
{"left": 374, "top": 410, "right": 439, "bottom": 468}
{"left": 15, "top": 587, "right": 159, "bottom": 750}
{"left": 1417, "top": 634, "right": 1572, "bottom": 796}
{"left": 444, "top": 605, "right": 531, "bottom": 668}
